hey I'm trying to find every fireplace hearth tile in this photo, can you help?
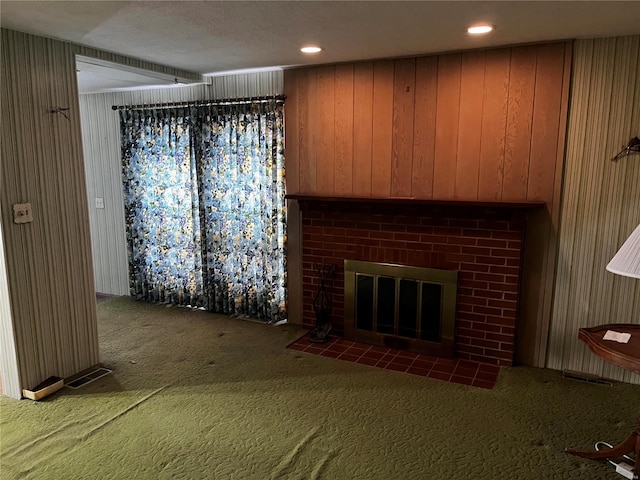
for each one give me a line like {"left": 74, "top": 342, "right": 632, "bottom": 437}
{"left": 379, "top": 353, "right": 396, "bottom": 363}
{"left": 451, "top": 375, "right": 475, "bottom": 386}
{"left": 392, "top": 356, "right": 415, "bottom": 366}
{"left": 429, "top": 371, "right": 453, "bottom": 382}
{"left": 475, "top": 370, "right": 499, "bottom": 382}
{"left": 395, "top": 351, "right": 419, "bottom": 360}
{"left": 430, "top": 363, "right": 456, "bottom": 374}
{"left": 412, "top": 358, "right": 436, "bottom": 370}
{"left": 369, "top": 346, "right": 390, "bottom": 354}
{"left": 338, "top": 353, "right": 361, "bottom": 362}
{"left": 326, "top": 343, "right": 347, "bottom": 353}
{"left": 361, "top": 350, "right": 383, "bottom": 360}
{"left": 287, "top": 332, "right": 499, "bottom": 389}
{"left": 320, "top": 349, "right": 342, "bottom": 359}
{"left": 434, "top": 358, "right": 458, "bottom": 368}
{"left": 457, "top": 359, "right": 482, "bottom": 370}
{"left": 357, "top": 357, "right": 380, "bottom": 367}
{"left": 345, "top": 346, "right": 368, "bottom": 356}
{"left": 387, "top": 363, "right": 410, "bottom": 373}
{"left": 305, "top": 346, "right": 325, "bottom": 354}
{"left": 407, "top": 366, "right": 431, "bottom": 376}
{"left": 453, "top": 366, "right": 479, "bottom": 378}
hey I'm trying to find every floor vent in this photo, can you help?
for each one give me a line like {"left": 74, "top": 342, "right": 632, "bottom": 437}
{"left": 562, "top": 370, "right": 612, "bottom": 386}
{"left": 66, "top": 367, "right": 113, "bottom": 389}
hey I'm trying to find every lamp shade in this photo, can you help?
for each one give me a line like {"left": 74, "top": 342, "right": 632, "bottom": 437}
{"left": 606, "top": 223, "right": 640, "bottom": 279}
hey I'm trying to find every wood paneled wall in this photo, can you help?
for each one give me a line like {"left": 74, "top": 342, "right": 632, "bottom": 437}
{"left": 284, "top": 42, "right": 571, "bottom": 205}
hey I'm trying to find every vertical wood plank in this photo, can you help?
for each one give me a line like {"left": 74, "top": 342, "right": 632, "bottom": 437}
{"left": 516, "top": 42, "right": 573, "bottom": 368}
{"left": 412, "top": 56, "right": 438, "bottom": 198}
{"left": 391, "top": 58, "right": 416, "bottom": 197}
{"left": 478, "top": 48, "right": 511, "bottom": 200}
{"left": 283, "top": 69, "right": 300, "bottom": 194}
{"left": 516, "top": 43, "right": 569, "bottom": 367}
{"left": 371, "top": 60, "right": 394, "bottom": 197}
{"left": 503, "top": 46, "right": 537, "bottom": 200}
{"left": 455, "top": 51, "right": 485, "bottom": 199}
{"left": 334, "top": 64, "right": 354, "bottom": 196}
{"left": 433, "top": 53, "right": 461, "bottom": 198}
{"left": 552, "top": 43, "right": 574, "bottom": 233}
{"left": 298, "top": 68, "right": 317, "bottom": 193}
{"left": 315, "top": 65, "right": 335, "bottom": 194}
{"left": 527, "top": 43, "right": 566, "bottom": 204}
{"left": 286, "top": 199, "right": 303, "bottom": 326}
{"left": 353, "top": 62, "right": 374, "bottom": 196}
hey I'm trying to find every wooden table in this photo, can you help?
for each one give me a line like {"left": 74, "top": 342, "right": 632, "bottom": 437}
{"left": 565, "top": 324, "right": 640, "bottom": 479}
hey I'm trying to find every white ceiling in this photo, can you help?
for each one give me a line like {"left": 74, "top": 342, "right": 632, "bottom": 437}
{"left": 75, "top": 56, "right": 203, "bottom": 94}
{"left": 2, "top": 1, "right": 640, "bottom": 93}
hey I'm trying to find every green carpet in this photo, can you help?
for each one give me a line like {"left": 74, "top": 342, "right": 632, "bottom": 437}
{"left": 1, "top": 297, "right": 638, "bottom": 479}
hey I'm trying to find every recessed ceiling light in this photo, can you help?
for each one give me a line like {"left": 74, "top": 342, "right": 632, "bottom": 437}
{"left": 300, "top": 46, "right": 323, "bottom": 54}
{"left": 467, "top": 25, "right": 493, "bottom": 35}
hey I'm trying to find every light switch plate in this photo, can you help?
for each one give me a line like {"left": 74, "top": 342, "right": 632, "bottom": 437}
{"left": 95, "top": 197, "right": 105, "bottom": 209}
{"left": 13, "top": 203, "right": 33, "bottom": 224}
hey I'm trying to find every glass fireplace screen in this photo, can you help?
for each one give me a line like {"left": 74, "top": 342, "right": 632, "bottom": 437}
{"left": 344, "top": 260, "right": 458, "bottom": 356}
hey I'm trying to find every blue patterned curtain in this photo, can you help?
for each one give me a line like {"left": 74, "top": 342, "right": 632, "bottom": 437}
{"left": 120, "top": 101, "right": 287, "bottom": 323}
{"left": 121, "top": 108, "right": 204, "bottom": 307}
{"left": 194, "top": 102, "right": 287, "bottom": 322}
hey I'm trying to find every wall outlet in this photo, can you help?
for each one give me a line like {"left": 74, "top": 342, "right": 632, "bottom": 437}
{"left": 95, "top": 197, "right": 105, "bottom": 209}
{"left": 13, "top": 203, "right": 33, "bottom": 224}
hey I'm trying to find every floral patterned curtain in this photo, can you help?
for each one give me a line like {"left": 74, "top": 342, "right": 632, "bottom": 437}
{"left": 121, "top": 108, "right": 204, "bottom": 307}
{"left": 194, "top": 102, "right": 287, "bottom": 322}
{"left": 120, "top": 101, "right": 287, "bottom": 323}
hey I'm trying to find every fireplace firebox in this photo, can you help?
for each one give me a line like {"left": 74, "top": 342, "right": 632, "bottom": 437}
{"left": 344, "top": 260, "right": 458, "bottom": 357}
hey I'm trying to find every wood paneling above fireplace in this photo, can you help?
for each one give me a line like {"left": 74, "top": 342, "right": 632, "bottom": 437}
{"left": 284, "top": 41, "right": 570, "bottom": 206}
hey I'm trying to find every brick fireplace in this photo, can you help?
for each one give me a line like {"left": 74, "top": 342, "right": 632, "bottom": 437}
{"left": 293, "top": 196, "right": 541, "bottom": 366}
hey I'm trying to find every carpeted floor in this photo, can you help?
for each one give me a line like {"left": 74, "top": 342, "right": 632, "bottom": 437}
{"left": 1, "top": 297, "right": 638, "bottom": 479}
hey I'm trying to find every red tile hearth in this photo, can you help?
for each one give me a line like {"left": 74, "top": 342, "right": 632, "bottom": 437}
{"left": 287, "top": 333, "right": 500, "bottom": 389}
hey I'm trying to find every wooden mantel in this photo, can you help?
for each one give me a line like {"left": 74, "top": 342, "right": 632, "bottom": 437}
{"left": 286, "top": 194, "right": 545, "bottom": 210}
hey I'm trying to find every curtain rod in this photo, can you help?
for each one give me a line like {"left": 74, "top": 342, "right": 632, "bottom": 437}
{"left": 111, "top": 94, "right": 286, "bottom": 111}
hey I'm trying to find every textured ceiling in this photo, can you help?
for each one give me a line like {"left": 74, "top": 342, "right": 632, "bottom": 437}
{"left": 2, "top": 1, "right": 640, "bottom": 90}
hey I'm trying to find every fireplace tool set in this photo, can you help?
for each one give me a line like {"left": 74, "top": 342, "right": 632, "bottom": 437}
{"left": 309, "top": 263, "right": 335, "bottom": 343}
